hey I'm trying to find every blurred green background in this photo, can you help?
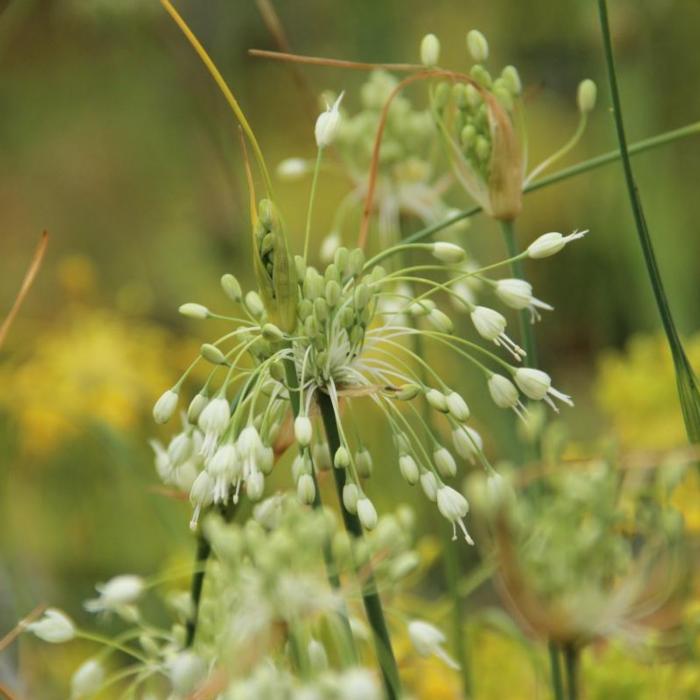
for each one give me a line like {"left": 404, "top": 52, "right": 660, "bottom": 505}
{"left": 2, "top": 0, "right": 700, "bottom": 696}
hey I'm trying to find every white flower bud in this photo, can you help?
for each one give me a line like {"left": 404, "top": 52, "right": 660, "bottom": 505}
{"left": 432, "top": 241, "right": 465, "bottom": 263}
{"left": 433, "top": 447, "right": 457, "bottom": 478}
{"left": 208, "top": 443, "right": 238, "bottom": 477}
{"left": 85, "top": 575, "right": 144, "bottom": 613}
{"left": 357, "top": 497, "right": 378, "bottom": 530}
{"left": 334, "top": 446, "right": 350, "bottom": 469}
{"left": 466, "top": 29, "right": 489, "bottom": 62}
{"left": 356, "top": 448, "right": 373, "bottom": 478}
{"left": 200, "top": 343, "right": 226, "bottom": 365}
{"left": 244, "top": 290, "right": 265, "bottom": 318}
{"left": 343, "top": 483, "right": 360, "bottom": 513}
{"left": 452, "top": 425, "right": 483, "bottom": 462}
{"left": 444, "top": 392, "right": 468, "bottom": 421}
{"left": 420, "top": 33, "right": 441, "bottom": 67}
{"left": 153, "top": 389, "right": 178, "bottom": 424}
{"left": 294, "top": 416, "right": 313, "bottom": 447}
{"left": 339, "top": 668, "right": 381, "bottom": 700}
{"left": 26, "top": 608, "right": 75, "bottom": 643}
{"left": 495, "top": 279, "right": 533, "bottom": 309}
{"left": 488, "top": 374, "right": 520, "bottom": 409}
{"left": 276, "top": 157, "right": 310, "bottom": 181}
{"left": 178, "top": 302, "right": 209, "bottom": 319}
{"left": 71, "top": 659, "right": 104, "bottom": 699}
{"left": 471, "top": 306, "right": 506, "bottom": 341}
{"left": 577, "top": 79, "right": 597, "bottom": 113}
{"left": 428, "top": 308, "right": 454, "bottom": 334}
{"left": 399, "top": 454, "right": 420, "bottom": 485}
{"left": 221, "top": 273, "right": 242, "bottom": 302}
{"left": 527, "top": 230, "right": 588, "bottom": 259}
{"left": 167, "top": 651, "right": 206, "bottom": 695}
{"left": 426, "top": 388, "right": 448, "bottom": 412}
{"left": 297, "top": 473, "right": 316, "bottom": 504}
{"left": 408, "top": 620, "right": 459, "bottom": 669}
{"left": 315, "top": 92, "right": 344, "bottom": 148}
{"left": 308, "top": 638, "right": 329, "bottom": 672}
{"left": 420, "top": 471, "right": 439, "bottom": 501}
{"left": 247, "top": 471, "right": 265, "bottom": 501}
{"left": 261, "top": 323, "right": 284, "bottom": 342}
{"left": 187, "top": 393, "right": 208, "bottom": 423}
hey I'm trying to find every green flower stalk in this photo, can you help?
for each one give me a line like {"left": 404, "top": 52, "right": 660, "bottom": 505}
{"left": 597, "top": 0, "right": 700, "bottom": 444}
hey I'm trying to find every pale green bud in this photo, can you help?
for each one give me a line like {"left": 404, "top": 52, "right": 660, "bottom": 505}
{"left": 465, "top": 83, "right": 481, "bottom": 108}
{"left": 269, "top": 360, "right": 286, "bottom": 382}
{"left": 354, "top": 283, "right": 371, "bottom": 309}
{"left": 303, "top": 267, "right": 325, "bottom": 300}
{"left": 348, "top": 248, "right": 366, "bottom": 276}
{"left": 324, "top": 263, "right": 340, "bottom": 284}
{"left": 432, "top": 241, "right": 466, "bottom": 263}
{"left": 446, "top": 392, "right": 470, "bottom": 421}
{"left": 467, "top": 29, "right": 489, "bottom": 63}
{"left": 334, "top": 246, "right": 349, "bottom": 273}
{"left": 343, "top": 483, "right": 360, "bottom": 513}
{"left": 71, "top": 659, "right": 104, "bottom": 698}
{"left": 314, "top": 297, "right": 329, "bottom": 322}
{"left": 399, "top": 454, "right": 420, "bottom": 485}
{"left": 475, "top": 135, "right": 491, "bottom": 161}
{"left": 294, "top": 255, "right": 306, "bottom": 281}
{"left": 221, "top": 273, "right": 242, "bottom": 302}
{"left": 434, "top": 447, "right": 457, "bottom": 478}
{"left": 308, "top": 639, "right": 329, "bottom": 673}
{"left": 396, "top": 383, "right": 421, "bottom": 400}
{"left": 334, "top": 446, "right": 350, "bottom": 469}
{"left": 244, "top": 291, "right": 265, "bottom": 318}
{"left": 389, "top": 551, "right": 420, "bottom": 581}
{"left": 312, "top": 442, "right": 332, "bottom": 471}
{"left": 577, "top": 79, "right": 597, "bottom": 114}
{"left": 153, "top": 388, "right": 178, "bottom": 424}
{"left": 298, "top": 298, "right": 313, "bottom": 321}
{"left": 470, "top": 64, "right": 492, "bottom": 88}
{"left": 262, "top": 323, "right": 284, "bottom": 342}
{"left": 420, "top": 33, "right": 441, "bottom": 67}
{"left": 501, "top": 65, "right": 522, "bottom": 95}
{"left": 428, "top": 308, "right": 454, "bottom": 334}
{"left": 461, "top": 124, "right": 477, "bottom": 147}
{"left": 426, "top": 388, "right": 448, "bottom": 412}
{"left": 325, "top": 279, "right": 341, "bottom": 307}
{"left": 434, "top": 81, "right": 450, "bottom": 110}
{"left": 297, "top": 473, "right": 316, "bottom": 504}
{"left": 178, "top": 303, "right": 209, "bottom": 319}
{"left": 200, "top": 343, "right": 226, "bottom": 365}
{"left": 187, "top": 392, "right": 208, "bottom": 423}
{"left": 357, "top": 497, "right": 378, "bottom": 530}
{"left": 356, "top": 448, "right": 373, "bottom": 478}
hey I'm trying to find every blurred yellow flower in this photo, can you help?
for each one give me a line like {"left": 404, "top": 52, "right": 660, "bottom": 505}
{"left": 595, "top": 333, "right": 700, "bottom": 450}
{"left": 0, "top": 305, "right": 177, "bottom": 456}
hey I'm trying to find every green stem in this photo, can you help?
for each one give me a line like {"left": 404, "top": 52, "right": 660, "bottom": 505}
{"left": 548, "top": 641, "right": 565, "bottom": 700}
{"left": 500, "top": 219, "right": 538, "bottom": 368}
{"left": 562, "top": 643, "right": 579, "bottom": 700}
{"left": 284, "top": 352, "right": 359, "bottom": 664}
{"left": 318, "top": 390, "right": 402, "bottom": 699}
{"left": 304, "top": 147, "right": 324, "bottom": 264}
{"left": 402, "top": 120, "right": 700, "bottom": 247}
{"left": 184, "top": 532, "right": 212, "bottom": 648}
{"left": 597, "top": 0, "right": 700, "bottom": 443}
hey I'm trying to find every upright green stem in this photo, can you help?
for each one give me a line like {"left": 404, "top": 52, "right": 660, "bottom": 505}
{"left": 184, "top": 533, "right": 212, "bottom": 647}
{"left": 548, "top": 641, "right": 565, "bottom": 700}
{"left": 597, "top": 0, "right": 700, "bottom": 443}
{"left": 500, "top": 219, "right": 538, "bottom": 368}
{"left": 283, "top": 353, "right": 359, "bottom": 664}
{"left": 562, "top": 643, "right": 579, "bottom": 700}
{"left": 303, "top": 147, "right": 324, "bottom": 264}
{"left": 318, "top": 390, "right": 402, "bottom": 699}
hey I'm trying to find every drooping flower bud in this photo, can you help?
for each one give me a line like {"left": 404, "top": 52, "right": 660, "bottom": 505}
{"left": 466, "top": 29, "right": 489, "bottom": 63}
{"left": 577, "top": 79, "right": 597, "bottom": 113}
{"left": 399, "top": 454, "right": 420, "bottom": 485}
{"left": 71, "top": 659, "right": 104, "bottom": 699}
{"left": 357, "top": 497, "right": 378, "bottom": 530}
{"left": 221, "top": 273, "right": 242, "bottom": 302}
{"left": 294, "top": 416, "right": 313, "bottom": 447}
{"left": 25, "top": 609, "right": 75, "bottom": 643}
{"left": 153, "top": 388, "right": 178, "bottom": 424}
{"left": 526, "top": 230, "right": 588, "bottom": 259}
{"left": 200, "top": 343, "right": 226, "bottom": 365}
{"left": 432, "top": 241, "right": 466, "bottom": 263}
